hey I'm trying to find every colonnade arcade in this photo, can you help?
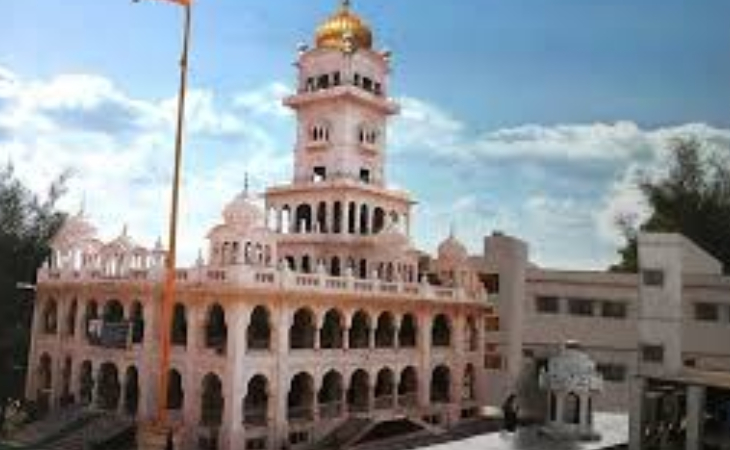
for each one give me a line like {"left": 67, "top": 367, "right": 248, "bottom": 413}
{"left": 267, "top": 201, "right": 409, "bottom": 238}
{"left": 38, "top": 296, "right": 480, "bottom": 357}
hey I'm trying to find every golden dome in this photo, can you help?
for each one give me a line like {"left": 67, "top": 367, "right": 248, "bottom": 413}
{"left": 315, "top": 0, "right": 373, "bottom": 51}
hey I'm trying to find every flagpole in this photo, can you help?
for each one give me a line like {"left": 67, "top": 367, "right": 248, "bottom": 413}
{"left": 156, "top": 1, "right": 191, "bottom": 425}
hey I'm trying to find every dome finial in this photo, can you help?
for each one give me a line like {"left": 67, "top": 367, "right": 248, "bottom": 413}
{"left": 341, "top": 0, "right": 351, "bottom": 10}
{"left": 244, "top": 172, "right": 249, "bottom": 195}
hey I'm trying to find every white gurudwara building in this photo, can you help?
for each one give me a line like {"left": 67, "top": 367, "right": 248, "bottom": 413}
{"left": 23, "top": 2, "right": 730, "bottom": 450}
{"left": 25, "top": 3, "right": 495, "bottom": 449}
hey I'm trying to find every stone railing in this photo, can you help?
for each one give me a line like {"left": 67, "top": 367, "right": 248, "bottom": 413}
{"left": 38, "top": 265, "right": 488, "bottom": 305}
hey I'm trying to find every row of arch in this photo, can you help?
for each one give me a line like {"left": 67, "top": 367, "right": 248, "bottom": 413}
{"left": 280, "top": 255, "right": 416, "bottom": 282}
{"left": 43, "top": 299, "right": 480, "bottom": 355}
{"left": 170, "top": 304, "right": 479, "bottom": 353}
{"left": 269, "top": 202, "right": 407, "bottom": 238}
{"left": 40, "top": 298, "right": 145, "bottom": 345}
{"left": 210, "top": 241, "right": 273, "bottom": 267}
{"left": 35, "top": 354, "right": 140, "bottom": 416}
{"left": 302, "top": 71, "right": 384, "bottom": 97}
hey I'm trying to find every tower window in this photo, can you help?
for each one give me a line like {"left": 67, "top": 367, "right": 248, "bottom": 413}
{"left": 358, "top": 125, "right": 378, "bottom": 146}
{"left": 313, "top": 167, "right": 327, "bottom": 183}
{"left": 354, "top": 74, "right": 361, "bottom": 86}
{"left": 360, "top": 169, "right": 371, "bottom": 183}
{"left": 374, "top": 82, "right": 382, "bottom": 96}
{"left": 317, "top": 74, "right": 329, "bottom": 90}
{"left": 362, "top": 77, "right": 373, "bottom": 92}
{"left": 332, "top": 72, "right": 341, "bottom": 86}
{"left": 310, "top": 124, "right": 330, "bottom": 143}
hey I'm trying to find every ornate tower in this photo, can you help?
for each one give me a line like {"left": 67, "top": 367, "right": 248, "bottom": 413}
{"left": 265, "top": 0, "right": 417, "bottom": 282}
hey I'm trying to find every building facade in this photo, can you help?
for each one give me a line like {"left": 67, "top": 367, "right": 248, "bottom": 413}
{"left": 23, "top": 2, "right": 730, "bottom": 450}
{"left": 25, "top": 3, "right": 495, "bottom": 450}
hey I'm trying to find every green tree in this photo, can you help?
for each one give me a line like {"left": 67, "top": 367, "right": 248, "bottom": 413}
{"left": 0, "top": 163, "right": 67, "bottom": 426}
{"left": 612, "top": 137, "right": 730, "bottom": 273}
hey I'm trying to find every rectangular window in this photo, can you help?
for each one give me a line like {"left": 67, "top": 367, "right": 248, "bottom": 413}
{"left": 536, "top": 296, "right": 560, "bottom": 314}
{"left": 694, "top": 303, "right": 719, "bottom": 322}
{"left": 642, "top": 269, "right": 665, "bottom": 287}
{"left": 317, "top": 74, "right": 329, "bottom": 89}
{"left": 359, "top": 168, "right": 371, "bottom": 183}
{"left": 313, "top": 167, "right": 327, "bottom": 183}
{"left": 332, "top": 72, "right": 341, "bottom": 86}
{"left": 601, "top": 301, "right": 627, "bottom": 319}
{"left": 567, "top": 298, "right": 594, "bottom": 317}
{"left": 597, "top": 363, "right": 627, "bottom": 382}
{"left": 641, "top": 344, "right": 665, "bottom": 363}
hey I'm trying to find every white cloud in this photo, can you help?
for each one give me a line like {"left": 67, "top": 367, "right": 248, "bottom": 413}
{"left": 3, "top": 65, "right": 729, "bottom": 270}
{"left": 0, "top": 66, "right": 293, "bottom": 264}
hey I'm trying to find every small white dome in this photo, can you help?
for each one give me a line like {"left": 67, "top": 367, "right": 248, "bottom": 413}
{"left": 51, "top": 211, "right": 98, "bottom": 249}
{"left": 437, "top": 233, "right": 468, "bottom": 264}
{"left": 222, "top": 190, "right": 264, "bottom": 229}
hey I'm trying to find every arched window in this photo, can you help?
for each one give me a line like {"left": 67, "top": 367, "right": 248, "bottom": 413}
{"left": 398, "top": 366, "right": 418, "bottom": 407}
{"left": 431, "top": 314, "right": 451, "bottom": 347}
{"left": 295, "top": 204, "right": 313, "bottom": 233}
{"left": 43, "top": 299, "right": 58, "bottom": 334}
{"left": 399, "top": 314, "right": 417, "bottom": 348}
{"left": 564, "top": 392, "right": 580, "bottom": 424}
{"left": 130, "top": 302, "right": 144, "bottom": 344}
{"left": 465, "top": 316, "right": 478, "bottom": 352}
{"left": 301, "top": 255, "right": 312, "bottom": 273}
{"left": 204, "top": 303, "right": 227, "bottom": 354}
{"left": 463, "top": 364, "right": 476, "bottom": 400}
{"left": 333, "top": 202, "right": 343, "bottom": 234}
{"left": 201, "top": 373, "right": 224, "bottom": 427}
{"left": 79, "top": 360, "right": 94, "bottom": 405}
{"left": 375, "top": 312, "right": 396, "bottom": 348}
{"left": 349, "top": 311, "right": 371, "bottom": 349}
{"left": 290, "top": 308, "right": 315, "bottom": 350}
{"left": 373, "top": 208, "right": 386, "bottom": 234}
{"left": 320, "top": 309, "right": 343, "bottom": 349}
{"left": 244, "top": 375, "right": 269, "bottom": 426}
{"left": 171, "top": 303, "right": 187, "bottom": 347}
{"left": 331, "top": 256, "right": 342, "bottom": 277}
{"left": 123, "top": 366, "right": 139, "bottom": 416}
{"left": 288, "top": 373, "right": 314, "bottom": 421}
{"left": 247, "top": 306, "right": 271, "bottom": 351}
{"left": 359, "top": 204, "right": 370, "bottom": 235}
{"left": 166, "top": 369, "right": 184, "bottom": 410}
{"left": 96, "top": 362, "right": 121, "bottom": 411}
{"left": 318, "top": 370, "right": 344, "bottom": 418}
{"left": 347, "top": 370, "right": 370, "bottom": 413}
{"left": 103, "top": 300, "right": 124, "bottom": 323}
{"left": 84, "top": 301, "right": 98, "bottom": 341}
{"left": 374, "top": 368, "right": 395, "bottom": 410}
{"left": 65, "top": 299, "right": 77, "bottom": 337}
{"left": 430, "top": 365, "right": 451, "bottom": 404}
{"left": 316, "top": 202, "right": 328, "bottom": 233}
{"left": 348, "top": 202, "right": 356, "bottom": 234}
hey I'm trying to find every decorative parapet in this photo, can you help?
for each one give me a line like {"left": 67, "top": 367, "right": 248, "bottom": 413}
{"left": 37, "top": 265, "right": 487, "bottom": 305}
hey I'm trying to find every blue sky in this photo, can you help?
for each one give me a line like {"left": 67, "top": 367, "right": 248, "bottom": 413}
{"left": 2, "top": 0, "right": 730, "bottom": 268}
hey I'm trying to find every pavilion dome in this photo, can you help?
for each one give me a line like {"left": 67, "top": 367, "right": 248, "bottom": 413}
{"left": 315, "top": 0, "right": 373, "bottom": 52}
{"left": 437, "top": 233, "right": 468, "bottom": 265}
{"left": 51, "top": 210, "right": 98, "bottom": 249}
{"left": 222, "top": 190, "right": 264, "bottom": 229}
